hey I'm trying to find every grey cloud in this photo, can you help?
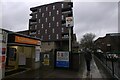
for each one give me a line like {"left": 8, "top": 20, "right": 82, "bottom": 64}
{"left": 73, "top": 2, "right": 118, "bottom": 41}
{"left": 2, "top": 2, "right": 29, "bottom": 31}
{"left": 2, "top": 1, "right": 118, "bottom": 41}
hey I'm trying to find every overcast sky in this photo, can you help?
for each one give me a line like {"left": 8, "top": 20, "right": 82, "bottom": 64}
{"left": 1, "top": 0, "right": 119, "bottom": 41}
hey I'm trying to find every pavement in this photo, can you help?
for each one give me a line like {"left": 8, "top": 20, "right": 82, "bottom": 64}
{"left": 2, "top": 55, "right": 116, "bottom": 80}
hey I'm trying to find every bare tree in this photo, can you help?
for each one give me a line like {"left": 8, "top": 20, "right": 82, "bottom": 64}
{"left": 80, "top": 33, "right": 96, "bottom": 51}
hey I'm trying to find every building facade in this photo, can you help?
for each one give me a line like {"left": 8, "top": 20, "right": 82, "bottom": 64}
{"left": 95, "top": 33, "right": 120, "bottom": 53}
{"left": 29, "top": 2, "right": 73, "bottom": 52}
{"left": 17, "top": 30, "right": 29, "bottom": 35}
{"left": 0, "top": 29, "right": 8, "bottom": 79}
{"left": 6, "top": 30, "right": 41, "bottom": 70}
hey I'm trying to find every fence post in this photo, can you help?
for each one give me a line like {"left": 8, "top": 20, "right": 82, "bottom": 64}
{"left": 105, "top": 53, "right": 107, "bottom": 66}
{"left": 111, "top": 60, "right": 114, "bottom": 77}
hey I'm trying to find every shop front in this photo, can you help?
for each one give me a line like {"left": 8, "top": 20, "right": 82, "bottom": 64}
{"left": 6, "top": 33, "right": 41, "bottom": 70}
{"left": 0, "top": 29, "right": 8, "bottom": 79}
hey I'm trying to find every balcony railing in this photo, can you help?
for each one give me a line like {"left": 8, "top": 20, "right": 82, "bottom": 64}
{"left": 62, "top": 11, "right": 72, "bottom": 14}
{"left": 30, "top": 8, "right": 37, "bottom": 12}
{"left": 62, "top": 7, "right": 72, "bottom": 12}
{"left": 29, "top": 22, "right": 37, "bottom": 25}
{"left": 30, "top": 12, "right": 37, "bottom": 16}
{"left": 29, "top": 18, "right": 37, "bottom": 22}
{"left": 62, "top": 23, "right": 66, "bottom": 27}
{"left": 61, "top": 20, "right": 66, "bottom": 24}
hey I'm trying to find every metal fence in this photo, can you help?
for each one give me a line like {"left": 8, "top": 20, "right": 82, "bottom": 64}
{"left": 94, "top": 52, "right": 120, "bottom": 79}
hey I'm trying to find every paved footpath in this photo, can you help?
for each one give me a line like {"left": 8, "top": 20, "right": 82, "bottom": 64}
{"left": 2, "top": 55, "right": 114, "bottom": 80}
{"left": 82, "top": 58, "right": 102, "bottom": 79}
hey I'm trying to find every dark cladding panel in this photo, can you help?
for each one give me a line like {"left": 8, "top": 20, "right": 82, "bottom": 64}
{"left": 8, "top": 34, "right": 15, "bottom": 43}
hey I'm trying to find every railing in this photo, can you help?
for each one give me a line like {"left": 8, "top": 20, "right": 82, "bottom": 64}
{"left": 62, "top": 11, "right": 72, "bottom": 14}
{"left": 94, "top": 52, "right": 120, "bottom": 80}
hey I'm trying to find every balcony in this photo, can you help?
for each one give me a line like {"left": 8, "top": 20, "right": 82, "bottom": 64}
{"left": 62, "top": 33, "right": 69, "bottom": 40}
{"left": 29, "top": 22, "right": 37, "bottom": 25}
{"left": 62, "top": 23, "right": 66, "bottom": 27}
{"left": 62, "top": 11, "right": 73, "bottom": 17}
{"left": 68, "top": 13, "right": 73, "bottom": 17}
{"left": 30, "top": 12, "right": 37, "bottom": 16}
{"left": 29, "top": 17, "right": 37, "bottom": 22}
{"left": 68, "top": 2, "right": 73, "bottom": 7}
{"left": 61, "top": 19, "right": 66, "bottom": 24}
{"left": 62, "top": 7, "right": 72, "bottom": 12}
{"left": 30, "top": 8, "right": 37, "bottom": 12}
{"left": 29, "top": 27, "right": 37, "bottom": 31}
{"left": 62, "top": 11, "right": 72, "bottom": 14}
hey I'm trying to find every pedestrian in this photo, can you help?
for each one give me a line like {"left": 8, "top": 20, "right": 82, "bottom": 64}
{"left": 84, "top": 48, "right": 92, "bottom": 76}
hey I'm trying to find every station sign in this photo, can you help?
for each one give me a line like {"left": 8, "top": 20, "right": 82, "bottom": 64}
{"left": 66, "top": 17, "right": 73, "bottom": 27}
{"left": 15, "top": 36, "right": 41, "bottom": 45}
{"left": 56, "top": 51, "right": 69, "bottom": 68}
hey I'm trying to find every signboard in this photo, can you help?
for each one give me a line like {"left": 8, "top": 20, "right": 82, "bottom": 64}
{"left": 43, "top": 54, "right": 49, "bottom": 65}
{"left": 56, "top": 51, "right": 69, "bottom": 68}
{"left": 15, "top": 36, "right": 41, "bottom": 45}
{"left": 66, "top": 17, "right": 73, "bottom": 27}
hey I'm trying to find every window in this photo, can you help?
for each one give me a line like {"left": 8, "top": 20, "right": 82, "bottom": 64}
{"left": 52, "top": 28, "right": 54, "bottom": 33}
{"left": 52, "top": 16, "right": 55, "bottom": 21}
{"left": 39, "top": 19, "right": 40, "bottom": 23}
{"left": 38, "top": 30, "right": 40, "bottom": 34}
{"left": 35, "top": 14, "right": 37, "bottom": 18}
{"left": 49, "top": 35, "right": 51, "bottom": 40}
{"left": 46, "top": 18, "right": 47, "bottom": 22}
{"left": 62, "top": 15, "right": 64, "bottom": 20}
{"left": 49, "top": 23, "right": 51, "bottom": 27}
{"left": 42, "top": 24, "right": 44, "bottom": 28}
{"left": 42, "top": 13, "right": 44, "bottom": 17}
{"left": 30, "top": 26, "right": 32, "bottom": 30}
{"left": 35, "top": 25, "right": 37, "bottom": 29}
{"left": 53, "top": 5, "right": 55, "bottom": 10}
{"left": 62, "top": 28, "right": 64, "bottom": 32}
{"left": 61, "top": 4, "right": 64, "bottom": 8}
{"left": 57, "top": 22, "right": 59, "bottom": 27}
{"left": 57, "top": 10, "right": 59, "bottom": 15}
{"left": 45, "top": 29, "right": 47, "bottom": 34}
{"left": 56, "top": 34, "right": 59, "bottom": 39}
{"left": 49, "top": 12, "right": 51, "bottom": 16}
{"left": 41, "top": 36, "right": 43, "bottom": 40}
{"left": 39, "top": 8, "right": 41, "bottom": 12}
{"left": 46, "top": 7, "right": 48, "bottom": 11}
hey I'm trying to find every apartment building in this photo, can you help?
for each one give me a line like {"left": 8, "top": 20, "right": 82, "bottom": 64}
{"left": 29, "top": 2, "right": 73, "bottom": 52}
{"left": 95, "top": 33, "right": 120, "bottom": 53}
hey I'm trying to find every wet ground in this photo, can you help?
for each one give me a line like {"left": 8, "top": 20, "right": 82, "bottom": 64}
{"left": 2, "top": 55, "right": 117, "bottom": 80}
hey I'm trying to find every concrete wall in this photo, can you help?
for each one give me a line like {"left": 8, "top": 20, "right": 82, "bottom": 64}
{"left": 41, "top": 42, "right": 56, "bottom": 52}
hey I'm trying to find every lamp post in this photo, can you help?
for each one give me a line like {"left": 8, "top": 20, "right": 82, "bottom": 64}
{"left": 69, "top": 27, "right": 71, "bottom": 52}
{"left": 66, "top": 17, "right": 73, "bottom": 52}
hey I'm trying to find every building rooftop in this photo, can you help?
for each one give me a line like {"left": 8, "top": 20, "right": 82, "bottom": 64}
{"left": 30, "top": 1, "right": 72, "bottom": 10}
